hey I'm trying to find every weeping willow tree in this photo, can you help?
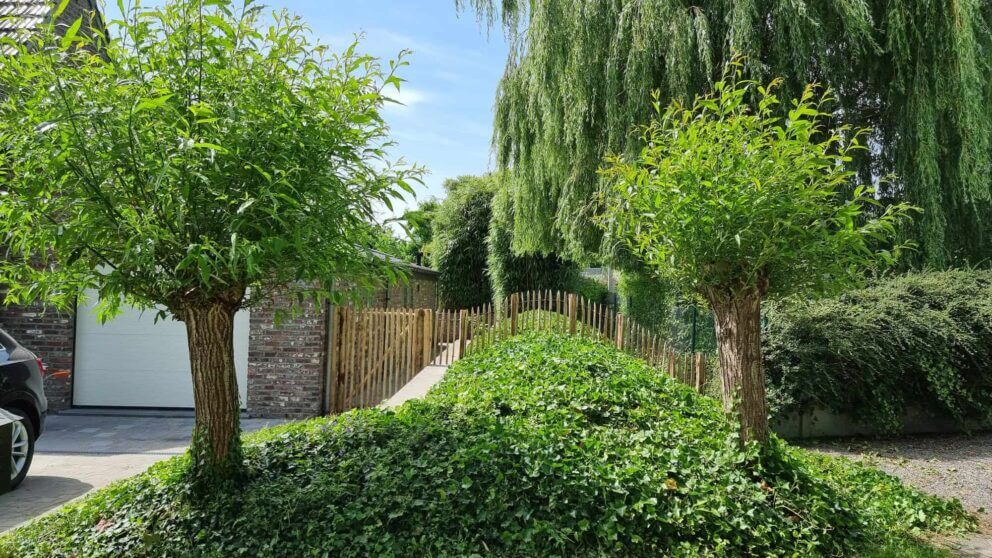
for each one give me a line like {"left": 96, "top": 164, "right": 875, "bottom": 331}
{"left": 457, "top": 0, "right": 992, "bottom": 267}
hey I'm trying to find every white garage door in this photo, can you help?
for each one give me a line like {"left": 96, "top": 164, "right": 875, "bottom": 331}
{"left": 73, "top": 293, "right": 249, "bottom": 409}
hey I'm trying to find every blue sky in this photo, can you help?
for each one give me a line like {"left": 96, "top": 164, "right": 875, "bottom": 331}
{"left": 104, "top": 1, "right": 509, "bottom": 220}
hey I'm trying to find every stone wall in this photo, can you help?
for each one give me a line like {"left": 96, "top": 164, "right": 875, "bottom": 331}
{"left": 0, "top": 302, "right": 75, "bottom": 411}
{"left": 246, "top": 294, "right": 328, "bottom": 418}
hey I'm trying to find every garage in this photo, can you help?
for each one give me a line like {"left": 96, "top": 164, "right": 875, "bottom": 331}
{"left": 72, "top": 293, "right": 250, "bottom": 409}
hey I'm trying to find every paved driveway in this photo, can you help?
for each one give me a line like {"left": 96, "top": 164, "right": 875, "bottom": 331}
{"left": 0, "top": 413, "right": 285, "bottom": 533}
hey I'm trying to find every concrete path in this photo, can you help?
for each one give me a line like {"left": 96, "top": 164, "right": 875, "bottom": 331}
{"left": 0, "top": 414, "right": 283, "bottom": 533}
{"left": 383, "top": 365, "right": 448, "bottom": 408}
{"left": 382, "top": 343, "right": 455, "bottom": 409}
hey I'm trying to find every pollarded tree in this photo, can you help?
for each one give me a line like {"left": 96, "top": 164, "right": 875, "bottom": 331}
{"left": 598, "top": 66, "right": 913, "bottom": 444}
{"left": 0, "top": 0, "right": 420, "bottom": 482}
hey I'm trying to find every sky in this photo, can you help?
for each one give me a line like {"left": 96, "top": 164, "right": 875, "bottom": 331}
{"left": 103, "top": 0, "right": 510, "bottom": 224}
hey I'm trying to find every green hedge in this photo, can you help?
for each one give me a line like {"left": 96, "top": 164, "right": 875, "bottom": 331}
{"left": 2, "top": 334, "right": 972, "bottom": 557}
{"left": 619, "top": 271, "right": 717, "bottom": 352}
{"left": 487, "top": 184, "right": 577, "bottom": 303}
{"left": 764, "top": 270, "right": 992, "bottom": 432}
{"left": 429, "top": 175, "right": 495, "bottom": 308}
{"left": 571, "top": 274, "right": 612, "bottom": 304}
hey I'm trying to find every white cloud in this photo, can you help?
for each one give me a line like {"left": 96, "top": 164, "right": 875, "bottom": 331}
{"left": 386, "top": 86, "right": 430, "bottom": 110}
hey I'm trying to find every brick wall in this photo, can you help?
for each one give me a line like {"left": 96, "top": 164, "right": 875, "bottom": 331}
{"left": 371, "top": 271, "right": 438, "bottom": 309}
{"left": 246, "top": 293, "right": 328, "bottom": 419}
{"left": 0, "top": 301, "right": 75, "bottom": 411}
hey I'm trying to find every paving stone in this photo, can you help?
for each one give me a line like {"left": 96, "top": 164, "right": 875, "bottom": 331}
{"left": 0, "top": 414, "right": 284, "bottom": 533}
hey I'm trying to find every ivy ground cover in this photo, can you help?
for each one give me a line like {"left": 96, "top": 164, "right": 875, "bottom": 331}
{"left": 1, "top": 334, "right": 974, "bottom": 557}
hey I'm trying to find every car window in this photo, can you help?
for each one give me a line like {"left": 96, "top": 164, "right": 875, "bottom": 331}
{"left": 0, "top": 342, "right": 7, "bottom": 364}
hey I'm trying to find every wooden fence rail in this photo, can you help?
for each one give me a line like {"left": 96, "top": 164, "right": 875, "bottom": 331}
{"left": 328, "top": 290, "right": 707, "bottom": 414}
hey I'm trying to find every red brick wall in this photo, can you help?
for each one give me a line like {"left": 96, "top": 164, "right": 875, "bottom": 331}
{"left": 246, "top": 294, "right": 328, "bottom": 418}
{"left": 0, "top": 302, "right": 75, "bottom": 411}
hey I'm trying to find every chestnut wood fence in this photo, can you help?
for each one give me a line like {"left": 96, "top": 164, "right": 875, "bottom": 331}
{"left": 327, "top": 290, "right": 707, "bottom": 413}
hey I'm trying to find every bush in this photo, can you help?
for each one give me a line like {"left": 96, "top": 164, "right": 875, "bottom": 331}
{"left": 488, "top": 182, "right": 578, "bottom": 304}
{"left": 571, "top": 274, "right": 612, "bottom": 304}
{"left": 619, "top": 271, "right": 717, "bottom": 353}
{"left": 429, "top": 175, "right": 496, "bottom": 308}
{"left": 764, "top": 270, "right": 992, "bottom": 432}
{"left": 1, "top": 334, "right": 972, "bottom": 558}
{"left": 618, "top": 271, "right": 675, "bottom": 333}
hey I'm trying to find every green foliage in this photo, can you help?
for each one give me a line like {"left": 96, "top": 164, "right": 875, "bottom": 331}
{"left": 618, "top": 271, "right": 718, "bottom": 353}
{"left": 0, "top": 0, "right": 421, "bottom": 318}
{"left": 619, "top": 271, "right": 676, "bottom": 334}
{"left": 370, "top": 225, "right": 413, "bottom": 261}
{"left": 459, "top": 0, "right": 992, "bottom": 267}
{"left": 0, "top": 334, "right": 973, "bottom": 557}
{"left": 488, "top": 182, "right": 578, "bottom": 303}
{"left": 764, "top": 270, "right": 992, "bottom": 433}
{"left": 401, "top": 199, "right": 440, "bottom": 264}
{"left": 570, "top": 275, "right": 611, "bottom": 304}
{"left": 429, "top": 175, "right": 496, "bottom": 308}
{"left": 599, "top": 67, "right": 913, "bottom": 303}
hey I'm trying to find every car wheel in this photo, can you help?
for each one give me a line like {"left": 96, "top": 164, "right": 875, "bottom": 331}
{"left": 4, "top": 409, "right": 34, "bottom": 490}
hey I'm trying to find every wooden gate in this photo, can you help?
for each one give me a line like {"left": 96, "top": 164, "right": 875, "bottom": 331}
{"left": 327, "top": 291, "right": 708, "bottom": 414}
{"left": 328, "top": 307, "right": 434, "bottom": 413}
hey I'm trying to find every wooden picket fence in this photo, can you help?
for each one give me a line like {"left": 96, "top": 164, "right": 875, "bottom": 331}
{"left": 327, "top": 290, "right": 707, "bottom": 413}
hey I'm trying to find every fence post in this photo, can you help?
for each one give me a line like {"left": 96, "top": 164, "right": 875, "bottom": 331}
{"left": 458, "top": 309, "right": 469, "bottom": 359}
{"left": 690, "top": 305, "right": 698, "bottom": 354}
{"left": 422, "top": 309, "right": 433, "bottom": 368}
{"left": 694, "top": 352, "right": 706, "bottom": 392}
{"left": 568, "top": 293, "right": 578, "bottom": 334}
{"left": 331, "top": 307, "right": 348, "bottom": 413}
{"left": 615, "top": 313, "right": 624, "bottom": 349}
{"left": 324, "top": 304, "right": 339, "bottom": 415}
{"left": 509, "top": 293, "right": 519, "bottom": 336}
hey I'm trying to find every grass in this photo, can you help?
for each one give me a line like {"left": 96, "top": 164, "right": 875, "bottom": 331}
{"left": 0, "top": 333, "right": 975, "bottom": 557}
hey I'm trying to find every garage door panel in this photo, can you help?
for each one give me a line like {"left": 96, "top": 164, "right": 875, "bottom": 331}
{"left": 73, "top": 293, "right": 249, "bottom": 409}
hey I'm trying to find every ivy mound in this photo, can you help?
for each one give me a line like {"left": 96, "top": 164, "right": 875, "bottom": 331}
{"left": 1, "top": 334, "right": 972, "bottom": 557}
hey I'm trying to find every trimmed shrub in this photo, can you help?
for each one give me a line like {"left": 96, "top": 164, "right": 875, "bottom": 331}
{"left": 1, "top": 334, "right": 972, "bottom": 558}
{"left": 764, "top": 270, "right": 992, "bottom": 432}
{"left": 488, "top": 184, "right": 577, "bottom": 303}
{"left": 571, "top": 274, "right": 612, "bottom": 304}
{"left": 619, "top": 271, "right": 717, "bottom": 352}
{"left": 618, "top": 271, "right": 676, "bottom": 334}
{"left": 429, "top": 175, "right": 496, "bottom": 308}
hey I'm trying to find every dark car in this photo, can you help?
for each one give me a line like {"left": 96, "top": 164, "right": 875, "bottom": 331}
{"left": 0, "top": 328, "right": 47, "bottom": 489}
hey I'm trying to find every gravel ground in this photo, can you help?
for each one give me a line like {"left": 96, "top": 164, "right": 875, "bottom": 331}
{"left": 804, "top": 433, "right": 992, "bottom": 519}
{"left": 804, "top": 433, "right": 992, "bottom": 557}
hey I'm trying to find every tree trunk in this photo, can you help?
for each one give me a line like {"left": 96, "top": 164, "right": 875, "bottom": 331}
{"left": 180, "top": 295, "right": 243, "bottom": 484}
{"left": 706, "top": 287, "right": 769, "bottom": 445}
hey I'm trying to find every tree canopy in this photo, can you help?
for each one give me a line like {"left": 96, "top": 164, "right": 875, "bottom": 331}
{"left": 600, "top": 71, "right": 913, "bottom": 302}
{"left": 0, "top": 0, "right": 420, "bottom": 479}
{"left": 487, "top": 177, "right": 577, "bottom": 304}
{"left": 429, "top": 175, "right": 496, "bottom": 308}
{"left": 458, "top": 0, "right": 992, "bottom": 268}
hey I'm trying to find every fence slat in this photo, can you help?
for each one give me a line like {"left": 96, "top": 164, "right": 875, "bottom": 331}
{"left": 330, "top": 289, "right": 706, "bottom": 414}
